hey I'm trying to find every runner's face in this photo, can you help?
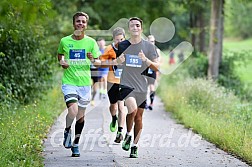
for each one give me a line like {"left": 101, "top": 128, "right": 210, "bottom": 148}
{"left": 113, "top": 34, "right": 125, "bottom": 44}
{"left": 73, "top": 16, "right": 88, "bottom": 32}
{"left": 128, "top": 20, "right": 142, "bottom": 37}
{"left": 148, "top": 37, "right": 155, "bottom": 44}
{"left": 97, "top": 39, "right": 106, "bottom": 49}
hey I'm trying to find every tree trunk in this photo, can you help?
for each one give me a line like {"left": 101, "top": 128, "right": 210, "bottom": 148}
{"left": 198, "top": 12, "right": 206, "bottom": 53}
{"left": 190, "top": 11, "right": 197, "bottom": 49}
{"left": 207, "top": 0, "right": 224, "bottom": 81}
{"left": 219, "top": 1, "right": 224, "bottom": 63}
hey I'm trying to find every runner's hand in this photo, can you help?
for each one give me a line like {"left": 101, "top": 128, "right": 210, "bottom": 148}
{"left": 116, "top": 53, "right": 125, "bottom": 64}
{"left": 138, "top": 50, "right": 148, "bottom": 62}
{"left": 59, "top": 60, "right": 69, "bottom": 69}
{"left": 87, "top": 52, "right": 94, "bottom": 62}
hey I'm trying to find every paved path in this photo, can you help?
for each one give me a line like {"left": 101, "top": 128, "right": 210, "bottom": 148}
{"left": 43, "top": 96, "right": 249, "bottom": 167}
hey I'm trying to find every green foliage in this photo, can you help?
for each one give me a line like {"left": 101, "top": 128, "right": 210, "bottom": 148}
{"left": 49, "top": 0, "right": 212, "bottom": 51}
{"left": 183, "top": 51, "right": 252, "bottom": 100}
{"left": 56, "top": 0, "right": 190, "bottom": 49}
{"left": 186, "top": 52, "right": 208, "bottom": 78}
{"left": 0, "top": 0, "right": 56, "bottom": 105}
{"left": 223, "top": 38, "right": 252, "bottom": 92}
{"left": 0, "top": 23, "right": 54, "bottom": 104}
{"left": 225, "top": 0, "right": 252, "bottom": 39}
{"left": 0, "top": 0, "right": 53, "bottom": 26}
{"left": 219, "top": 50, "right": 252, "bottom": 100}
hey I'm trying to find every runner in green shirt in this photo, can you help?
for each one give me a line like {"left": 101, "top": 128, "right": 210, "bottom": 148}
{"left": 57, "top": 12, "right": 100, "bottom": 157}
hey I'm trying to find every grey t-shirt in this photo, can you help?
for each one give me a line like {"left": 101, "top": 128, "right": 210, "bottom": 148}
{"left": 118, "top": 39, "right": 158, "bottom": 93}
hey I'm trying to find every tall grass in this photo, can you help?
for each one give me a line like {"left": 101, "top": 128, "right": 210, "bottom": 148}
{"left": 0, "top": 81, "right": 65, "bottom": 166}
{"left": 158, "top": 77, "right": 252, "bottom": 165}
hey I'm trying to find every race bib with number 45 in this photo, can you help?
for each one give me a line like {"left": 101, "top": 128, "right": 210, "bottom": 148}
{"left": 69, "top": 49, "right": 86, "bottom": 65}
{"left": 69, "top": 49, "right": 86, "bottom": 59}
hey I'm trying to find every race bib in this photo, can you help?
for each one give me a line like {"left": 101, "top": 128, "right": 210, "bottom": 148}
{"left": 125, "top": 54, "right": 142, "bottom": 67}
{"left": 69, "top": 49, "right": 85, "bottom": 59}
{"left": 114, "top": 68, "right": 123, "bottom": 78}
{"left": 68, "top": 49, "right": 87, "bottom": 65}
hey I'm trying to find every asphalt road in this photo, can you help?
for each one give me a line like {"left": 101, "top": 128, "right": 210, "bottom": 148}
{"left": 43, "top": 96, "right": 249, "bottom": 167}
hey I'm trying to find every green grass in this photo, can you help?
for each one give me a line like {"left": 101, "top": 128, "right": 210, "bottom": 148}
{"left": 237, "top": 63, "right": 252, "bottom": 84}
{"left": 158, "top": 77, "right": 252, "bottom": 165}
{"left": 223, "top": 38, "right": 252, "bottom": 52}
{"left": 177, "top": 108, "right": 252, "bottom": 162}
{"left": 0, "top": 80, "right": 65, "bottom": 166}
{"left": 223, "top": 38, "right": 252, "bottom": 84}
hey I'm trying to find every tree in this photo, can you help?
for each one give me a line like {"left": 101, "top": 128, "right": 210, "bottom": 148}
{"left": 208, "top": 0, "right": 225, "bottom": 81}
{"left": 225, "top": 0, "right": 252, "bottom": 39}
{"left": 177, "top": 0, "right": 210, "bottom": 53}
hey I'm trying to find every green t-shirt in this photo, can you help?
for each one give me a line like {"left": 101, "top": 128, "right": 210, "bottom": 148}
{"left": 58, "top": 35, "right": 100, "bottom": 86}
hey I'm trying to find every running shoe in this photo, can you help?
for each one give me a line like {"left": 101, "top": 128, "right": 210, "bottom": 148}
{"left": 110, "top": 117, "right": 117, "bottom": 132}
{"left": 71, "top": 145, "right": 80, "bottom": 157}
{"left": 63, "top": 130, "right": 72, "bottom": 148}
{"left": 122, "top": 134, "right": 131, "bottom": 151}
{"left": 114, "top": 131, "right": 123, "bottom": 143}
{"left": 130, "top": 146, "right": 138, "bottom": 158}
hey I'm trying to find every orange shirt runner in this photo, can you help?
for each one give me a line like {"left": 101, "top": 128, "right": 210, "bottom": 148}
{"left": 99, "top": 44, "right": 120, "bottom": 84}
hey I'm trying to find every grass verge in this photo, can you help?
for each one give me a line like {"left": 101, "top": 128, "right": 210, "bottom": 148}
{"left": 158, "top": 77, "right": 252, "bottom": 165}
{"left": 0, "top": 83, "right": 64, "bottom": 166}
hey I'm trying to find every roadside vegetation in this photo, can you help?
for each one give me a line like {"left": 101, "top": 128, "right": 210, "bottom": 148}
{"left": 157, "top": 39, "right": 252, "bottom": 165}
{"left": 0, "top": 76, "right": 64, "bottom": 166}
{"left": 1, "top": 0, "right": 252, "bottom": 166}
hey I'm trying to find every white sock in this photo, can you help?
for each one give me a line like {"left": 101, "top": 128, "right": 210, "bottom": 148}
{"left": 132, "top": 143, "right": 138, "bottom": 147}
{"left": 73, "top": 143, "right": 79, "bottom": 147}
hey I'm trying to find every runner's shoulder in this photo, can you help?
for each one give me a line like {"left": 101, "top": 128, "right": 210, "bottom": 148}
{"left": 118, "top": 40, "right": 131, "bottom": 48}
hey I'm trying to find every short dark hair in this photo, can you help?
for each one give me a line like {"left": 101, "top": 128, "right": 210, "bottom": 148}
{"left": 128, "top": 17, "right": 143, "bottom": 27}
{"left": 73, "top": 12, "right": 89, "bottom": 24}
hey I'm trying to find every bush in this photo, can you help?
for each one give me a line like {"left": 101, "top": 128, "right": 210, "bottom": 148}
{"left": 219, "top": 50, "right": 252, "bottom": 100}
{"left": 0, "top": 0, "right": 57, "bottom": 107}
{"left": 0, "top": 22, "right": 55, "bottom": 105}
{"left": 186, "top": 52, "right": 208, "bottom": 78}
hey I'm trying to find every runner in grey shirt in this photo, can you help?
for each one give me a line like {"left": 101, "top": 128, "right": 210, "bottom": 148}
{"left": 119, "top": 39, "right": 158, "bottom": 93}
{"left": 115, "top": 17, "right": 160, "bottom": 158}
